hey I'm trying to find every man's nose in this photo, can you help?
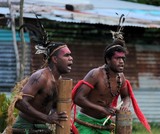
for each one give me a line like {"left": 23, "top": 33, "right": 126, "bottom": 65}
{"left": 119, "top": 58, "right": 124, "bottom": 63}
{"left": 69, "top": 56, "right": 73, "bottom": 61}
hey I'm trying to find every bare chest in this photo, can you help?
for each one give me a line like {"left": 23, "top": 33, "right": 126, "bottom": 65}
{"left": 89, "top": 77, "right": 121, "bottom": 106}
{"left": 34, "top": 83, "right": 58, "bottom": 106}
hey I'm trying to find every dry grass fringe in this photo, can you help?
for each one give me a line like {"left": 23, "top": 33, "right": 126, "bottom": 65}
{"left": 5, "top": 77, "right": 29, "bottom": 134}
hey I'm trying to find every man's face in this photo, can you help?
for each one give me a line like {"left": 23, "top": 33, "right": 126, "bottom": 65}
{"left": 108, "top": 51, "right": 126, "bottom": 73}
{"left": 56, "top": 46, "right": 73, "bottom": 74}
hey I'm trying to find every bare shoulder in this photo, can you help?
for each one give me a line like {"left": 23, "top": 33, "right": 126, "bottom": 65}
{"left": 83, "top": 66, "right": 104, "bottom": 85}
{"left": 28, "top": 68, "right": 49, "bottom": 85}
{"left": 21, "top": 68, "right": 50, "bottom": 94}
{"left": 85, "top": 67, "right": 102, "bottom": 78}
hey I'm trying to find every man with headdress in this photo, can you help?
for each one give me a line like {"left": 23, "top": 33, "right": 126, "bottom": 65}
{"left": 71, "top": 29, "right": 130, "bottom": 134}
{"left": 71, "top": 15, "right": 151, "bottom": 134}
{"left": 5, "top": 17, "right": 73, "bottom": 134}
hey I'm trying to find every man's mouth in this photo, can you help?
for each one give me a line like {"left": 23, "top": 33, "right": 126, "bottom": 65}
{"left": 67, "top": 63, "right": 72, "bottom": 70}
{"left": 118, "top": 65, "right": 124, "bottom": 70}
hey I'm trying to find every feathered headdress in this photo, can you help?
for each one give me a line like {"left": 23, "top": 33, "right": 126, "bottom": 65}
{"left": 19, "top": 14, "right": 56, "bottom": 59}
{"left": 105, "top": 13, "right": 126, "bottom": 53}
{"left": 110, "top": 13, "right": 125, "bottom": 41}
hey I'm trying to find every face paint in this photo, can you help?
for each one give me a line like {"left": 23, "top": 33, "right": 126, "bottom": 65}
{"left": 114, "top": 52, "right": 125, "bottom": 58}
{"left": 58, "top": 46, "right": 71, "bottom": 57}
{"left": 113, "top": 52, "right": 126, "bottom": 62}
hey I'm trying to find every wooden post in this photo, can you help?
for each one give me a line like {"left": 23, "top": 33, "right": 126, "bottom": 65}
{"left": 56, "top": 78, "right": 73, "bottom": 134}
{"left": 8, "top": 0, "right": 20, "bottom": 81}
{"left": 115, "top": 110, "right": 132, "bottom": 134}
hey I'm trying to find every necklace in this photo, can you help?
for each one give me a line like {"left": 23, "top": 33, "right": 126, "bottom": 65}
{"left": 105, "top": 65, "right": 122, "bottom": 97}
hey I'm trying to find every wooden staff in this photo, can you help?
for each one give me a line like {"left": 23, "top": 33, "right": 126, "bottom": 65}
{"left": 56, "top": 78, "right": 73, "bottom": 134}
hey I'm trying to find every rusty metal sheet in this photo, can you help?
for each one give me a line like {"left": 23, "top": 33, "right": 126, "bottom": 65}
{"left": 1, "top": 0, "right": 160, "bottom": 28}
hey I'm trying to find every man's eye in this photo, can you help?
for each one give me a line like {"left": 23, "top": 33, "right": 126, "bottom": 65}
{"left": 116, "top": 57, "right": 126, "bottom": 62}
{"left": 65, "top": 54, "right": 71, "bottom": 57}
{"left": 122, "top": 57, "right": 126, "bottom": 62}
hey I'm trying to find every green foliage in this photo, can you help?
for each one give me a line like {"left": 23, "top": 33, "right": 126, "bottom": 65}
{"left": 0, "top": 94, "right": 10, "bottom": 132}
{"left": 124, "top": 0, "right": 160, "bottom": 6}
{"left": 132, "top": 122, "right": 160, "bottom": 134}
{"left": 0, "top": 93, "right": 19, "bottom": 133}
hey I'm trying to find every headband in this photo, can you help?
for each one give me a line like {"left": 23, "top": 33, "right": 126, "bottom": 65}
{"left": 50, "top": 45, "right": 67, "bottom": 56}
{"left": 106, "top": 45, "right": 122, "bottom": 52}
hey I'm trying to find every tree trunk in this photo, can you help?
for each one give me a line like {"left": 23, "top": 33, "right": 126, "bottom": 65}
{"left": 8, "top": 0, "right": 20, "bottom": 81}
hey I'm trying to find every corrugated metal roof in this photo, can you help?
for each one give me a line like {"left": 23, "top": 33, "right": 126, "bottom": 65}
{"left": 0, "top": 0, "right": 160, "bottom": 28}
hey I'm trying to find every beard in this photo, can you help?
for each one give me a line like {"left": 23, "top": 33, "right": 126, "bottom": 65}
{"left": 109, "top": 65, "right": 124, "bottom": 73}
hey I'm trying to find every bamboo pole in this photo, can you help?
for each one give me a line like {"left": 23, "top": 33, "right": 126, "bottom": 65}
{"left": 56, "top": 78, "right": 73, "bottom": 134}
{"left": 115, "top": 110, "right": 132, "bottom": 134}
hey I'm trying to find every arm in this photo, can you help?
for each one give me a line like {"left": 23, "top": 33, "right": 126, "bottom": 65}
{"left": 15, "top": 72, "right": 67, "bottom": 126}
{"left": 74, "top": 69, "right": 113, "bottom": 116}
{"left": 119, "top": 75, "right": 131, "bottom": 111}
